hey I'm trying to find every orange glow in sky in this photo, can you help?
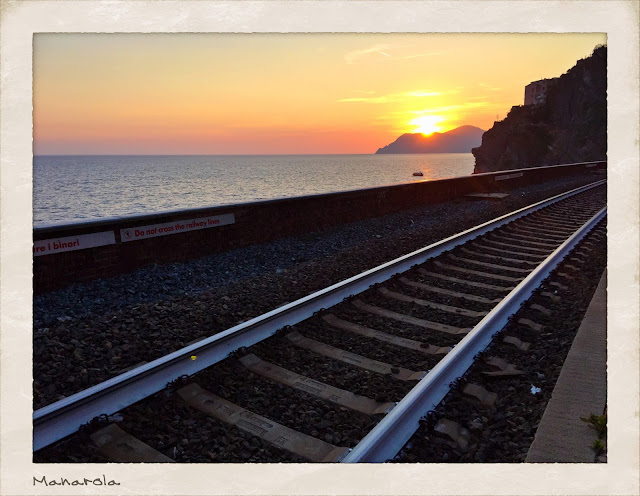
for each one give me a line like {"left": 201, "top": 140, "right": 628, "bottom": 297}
{"left": 33, "top": 33, "right": 605, "bottom": 155}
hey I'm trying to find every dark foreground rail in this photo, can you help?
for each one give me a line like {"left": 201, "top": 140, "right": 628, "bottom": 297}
{"left": 34, "top": 180, "right": 606, "bottom": 461}
{"left": 33, "top": 161, "right": 605, "bottom": 293}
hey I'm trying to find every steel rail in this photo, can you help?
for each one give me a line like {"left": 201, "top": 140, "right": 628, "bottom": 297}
{"left": 33, "top": 179, "right": 606, "bottom": 451}
{"left": 342, "top": 205, "right": 607, "bottom": 463}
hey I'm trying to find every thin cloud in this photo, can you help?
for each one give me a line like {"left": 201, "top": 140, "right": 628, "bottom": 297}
{"left": 405, "top": 91, "right": 443, "bottom": 98}
{"left": 344, "top": 45, "right": 441, "bottom": 64}
{"left": 478, "top": 82, "right": 502, "bottom": 91}
{"left": 407, "top": 102, "right": 491, "bottom": 114}
{"left": 337, "top": 96, "right": 394, "bottom": 104}
{"left": 344, "top": 44, "right": 393, "bottom": 64}
{"left": 337, "top": 90, "right": 443, "bottom": 104}
{"left": 401, "top": 52, "right": 443, "bottom": 59}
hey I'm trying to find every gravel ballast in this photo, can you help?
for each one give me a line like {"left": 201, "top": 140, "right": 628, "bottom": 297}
{"left": 34, "top": 174, "right": 605, "bottom": 409}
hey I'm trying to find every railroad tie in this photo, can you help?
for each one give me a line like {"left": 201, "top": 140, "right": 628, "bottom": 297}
{"left": 507, "top": 224, "right": 569, "bottom": 239}
{"left": 434, "top": 260, "right": 522, "bottom": 283}
{"left": 518, "top": 318, "right": 545, "bottom": 332}
{"left": 557, "top": 272, "right": 575, "bottom": 280}
{"left": 502, "top": 335, "right": 531, "bottom": 351}
{"left": 238, "top": 353, "right": 395, "bottom": 414}
{"left": 462, "top": 383, "right": 498, "bottom": 407}
{"left": 530, "top": 209, "right": 578, "bottom": 218}
{"left": 489, "top": 233, "right": 557, "bottom": 249}
{"left": 548, "top": 204, "right": 590, "bottom": 212}
{"left": 540, "top": 291, "right": 561, "bottom": 302}
{"left": 530, "top": 304, "right": 551, "bottom": 316}
{"left": 549, "top": 281, "right": 569, "bottom": 291}
{"left": 90, "top": 424, "right": 174, "bottom": 462}
{"left": 536, "top": 215, "right": 577, "bottom": 227}
{"left": 518, "top": 228, "right": 574, "bottom": 240}
{"left": 564, "top": 264, "right": 580, "bottom": 271}
{"left": 541, "top": 206, "right": 585, "bottom": 214}
{"left": 433, "top": 419, "right": 470, "bottom": 450}
{"left": 513, "top": 223, "right": 574, "bottom": 236}
{"left": 378, "top": 287, "right": 487, "bottom": 317}
{"left": 178, "top": 383, "right": 350, "bottom": 463}
{"left": 541, "top": 214, "right": 583, "bottom": 224}
{"left": 550, "top": 208, "right": 592, "bottom": 217}
{"left": 285, "top": 331, "right": 426, "bottom": 381}
{"left": 503, "top": 229, "right": 560, "bottom": 247}
{"left": 509, "top": 219, "right": 568, "bottom": 231}
{"left": 470, "top": 241, "right": 547, "bottom": 259}
{"left": 460, "top": 247, "right": 539, "bottom": 266}
{"left": 530, "top": 212, "right": 579, "bottom": 221}
{"left": 508, "top": 232, "right": 562, "bottom": 244}
{"left": 520, "top": 219, "right": 576, "bottom": 231}
{"left": 481, "top": 237, "right": 551, "bottom": 254}
{"left": 483, "top": 357, "right": 525, "bottom": 377}
{"left": 352, "top": 299, "right": 470, "bottom": 335}
{"left": 418, "top": 268, "right": 514, "bottom": 292}
{"left": 399, "top": 276, "right": 502, "bottom": 304}
{"left": 322, "top": 314, "right": 451, "bottom": 355}
{"left": 447, "top": 253, "right": 532, "bottom": 274}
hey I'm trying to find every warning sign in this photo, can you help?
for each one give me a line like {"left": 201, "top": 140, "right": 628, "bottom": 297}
{"left": 120, "top": 213, "right": 235, "bottom": 242}
{"left": 33, "top": 231, "right": 116, "bottom": 257}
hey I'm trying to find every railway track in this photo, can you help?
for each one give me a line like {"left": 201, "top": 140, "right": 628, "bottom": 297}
{"left": 395, "top": 220, "right": 607, "bottom": 462}
{"left": 34, "top": 180, "right": 607, "bottom": 463}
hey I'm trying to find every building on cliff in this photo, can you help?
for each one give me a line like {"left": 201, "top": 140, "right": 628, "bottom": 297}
{"left": 473, "top": 45, "right": 606, "bottom": 173}
{"left": 524, "top": 78, "right": 557, "bottom": 105}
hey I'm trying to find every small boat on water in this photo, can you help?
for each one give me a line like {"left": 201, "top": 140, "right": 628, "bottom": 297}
{"left": 413, "top": 171, "right": 424, "bottom": 177}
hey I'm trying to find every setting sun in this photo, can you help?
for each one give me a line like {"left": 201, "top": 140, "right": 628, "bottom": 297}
{"left": 410, "top": 115, "right": 445, "bottom": 135}
{"left": 32, "top": 33, "right": 606, "bottom": 154}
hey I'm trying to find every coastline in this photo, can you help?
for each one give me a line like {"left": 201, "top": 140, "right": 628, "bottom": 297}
{"left": 33, "top": 153, "right": 475, "bottom": 226}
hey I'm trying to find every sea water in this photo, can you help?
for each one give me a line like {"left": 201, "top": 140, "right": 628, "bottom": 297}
{"left": 33, "top": 154, "right": 475, "bottom": 226}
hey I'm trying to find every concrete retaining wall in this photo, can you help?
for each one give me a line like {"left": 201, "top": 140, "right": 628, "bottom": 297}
{"left": 33, "top": 161, "right": 605, "bottom": 294}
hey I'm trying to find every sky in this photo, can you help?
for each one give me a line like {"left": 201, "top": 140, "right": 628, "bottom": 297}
{"left": 33, "top": 33, "right": 605, "bottom": 155}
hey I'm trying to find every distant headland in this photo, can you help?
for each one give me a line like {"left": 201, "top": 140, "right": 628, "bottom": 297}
{"left": 375, "top": 125, "right": 485, "bottom": 154}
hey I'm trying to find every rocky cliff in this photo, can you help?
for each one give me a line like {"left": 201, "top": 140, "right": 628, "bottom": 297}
{"left": 376, "top": 125, "right": 485, "bottom": 154}
{"left": 472, "top": 45, "right": 606, "bottom": 173}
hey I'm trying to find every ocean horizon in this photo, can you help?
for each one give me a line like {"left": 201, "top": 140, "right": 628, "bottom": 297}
{"left": 33, "top": 153, "right": 476, "bottom": 226}
{"left": 34, "top": 152, "right": 476, "bottom": 157}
